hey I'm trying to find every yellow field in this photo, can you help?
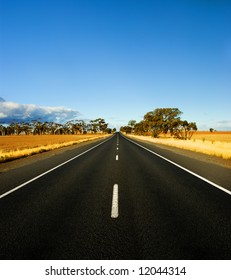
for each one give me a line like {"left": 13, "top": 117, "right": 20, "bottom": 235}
{"left": 0, "top": 134, "right": 110, "bottom": 163}
{"left": 129, "top": 131, "right": 231, "bottom": 160}
{"left": 191, "top": 131, "right": 231, "bottom": 143}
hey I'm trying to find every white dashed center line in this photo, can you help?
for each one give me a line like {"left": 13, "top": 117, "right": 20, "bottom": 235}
{"left": 111, "top": 184, "right": 119, "bottom": 218}
{"left": 116, "top": 155, "right": 119, "bottom": 160}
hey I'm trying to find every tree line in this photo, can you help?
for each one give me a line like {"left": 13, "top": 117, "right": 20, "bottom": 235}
{"left": 120, "top": 108, "right": 197, "bottom": 140}
{"left": 0, "top": 118, "right": 116, "bottom": 136}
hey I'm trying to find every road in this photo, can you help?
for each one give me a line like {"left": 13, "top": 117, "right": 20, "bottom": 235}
{"left": 0, "top": 132, "right": 231, "bottom": 259}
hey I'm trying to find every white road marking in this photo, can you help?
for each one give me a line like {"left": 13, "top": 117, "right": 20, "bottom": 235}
{"left": 124, "top": 136, "right": 231, "bottom": 196}
{"left": 0, "top": 136, "right": 113, "bottom": 200}
{"left": 116, "top": 155, "right": 119, "bottom": 160}
{"left": 111, "top": 184, "right": 119, "bottom": 218}
{"left": 117, "top": 147, "right": 119, "bottom": 150}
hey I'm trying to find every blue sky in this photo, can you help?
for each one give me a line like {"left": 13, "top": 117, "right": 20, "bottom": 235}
{"left": 0, "top": 0, "right": 231, "bottom": 130}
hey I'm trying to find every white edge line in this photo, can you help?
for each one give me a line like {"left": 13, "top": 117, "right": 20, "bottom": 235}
{"left": 111, "top": 184, "right": 119, "bottom": 218}
{"left": 0, "top": 136, "right": 114, "bottom": 199}
{"left": 123, "top": 135, "right": 231, "bottom": 196}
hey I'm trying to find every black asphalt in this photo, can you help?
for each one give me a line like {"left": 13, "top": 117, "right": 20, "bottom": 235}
{"left": 0, "top": 133, "right": 231, "bottom": 259}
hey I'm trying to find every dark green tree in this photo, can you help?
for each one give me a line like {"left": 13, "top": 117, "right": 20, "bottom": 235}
{"left": 90, "top": 118, "right": 108, "bottom": 133}
{"left": 142, "top": 108, "right": 182, "bottom": 137}
{"left": 171, "top": 120, "right": 197, "bottom": 140}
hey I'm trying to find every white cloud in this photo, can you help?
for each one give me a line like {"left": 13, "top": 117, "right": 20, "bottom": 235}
{"left": 0, "top": 97, "right": 81, "bottom": 124}
{"left": 0, "top": 112, "right": 7, "bottom": 118}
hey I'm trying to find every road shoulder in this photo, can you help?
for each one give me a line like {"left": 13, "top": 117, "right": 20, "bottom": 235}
{"left": 125, "top": 134, "right": 231, "bottom": 169}
{"left": 0, "top": 136, "right": 110, "bottom": 173}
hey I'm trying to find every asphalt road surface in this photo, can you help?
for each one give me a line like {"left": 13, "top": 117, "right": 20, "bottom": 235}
{"left": 0, "top": 133, "right": 231, "bottom": 260}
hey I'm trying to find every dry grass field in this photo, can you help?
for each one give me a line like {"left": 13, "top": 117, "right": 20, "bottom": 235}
{"left": 191, "top": 131, "right": 231, "bottom": 143}
{"left": 129, "top": 131, "right": 231, "bottom": 160}
{"left": 0, "top": 134, "right": 110, "bottom": 163}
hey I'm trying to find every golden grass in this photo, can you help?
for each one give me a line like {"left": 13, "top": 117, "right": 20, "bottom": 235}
{"left": 129, "top": 131, "right": 231, "bottom": 160}
{"left": 0, "top": 134, "right": 110, "bottom": 163}
{"left": 191, "top": 131, "right": 231, "bottom": 143}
